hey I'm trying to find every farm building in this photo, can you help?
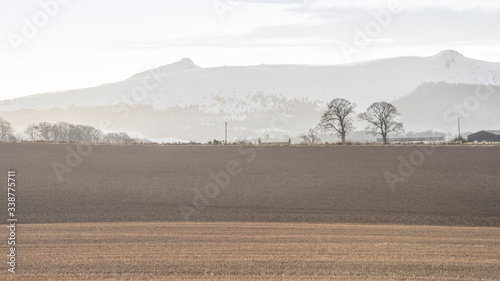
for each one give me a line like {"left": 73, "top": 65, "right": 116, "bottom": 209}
{"left": 467, "top": 130, "right": 500, "bottom": 142}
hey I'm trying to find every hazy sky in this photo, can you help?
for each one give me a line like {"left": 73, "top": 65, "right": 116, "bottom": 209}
{"left": 1, "top": 0, "right": 500, "bottom": 100}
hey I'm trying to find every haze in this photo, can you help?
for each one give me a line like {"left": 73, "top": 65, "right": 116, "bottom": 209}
{"left": 2, "top": 0, "right": 500, "bottom": 100}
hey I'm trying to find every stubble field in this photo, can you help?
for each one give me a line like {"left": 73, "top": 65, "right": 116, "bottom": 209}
{"left": 1, "top": 143, "right": 499, "bottom": 280}
{"left": 1, "top": 222, "right": 500, "bottom": 280}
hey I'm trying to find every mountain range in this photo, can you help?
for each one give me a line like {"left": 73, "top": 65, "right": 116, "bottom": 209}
{"left": 1, "top": 50, "right": 499, "bottom": 142}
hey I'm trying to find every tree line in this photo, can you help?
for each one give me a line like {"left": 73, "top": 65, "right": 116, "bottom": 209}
{"left": 0, "top": 119, "right": 140, "bottom": 144}
{"left": 1, "top": 100, "right": 409, "bottom": 145}
{"left": 301, "top": 99, "right": 404, "bottom": 144}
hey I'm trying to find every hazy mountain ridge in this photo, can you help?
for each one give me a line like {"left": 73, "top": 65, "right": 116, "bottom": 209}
{"left": 1, "top": 50, "right": 499, "bottom": 140}
{"left": 393, "top": 82, "right": 500, "bottom": 133}
{"left": 0, "top": 92, "right": 322, "bottom": 141}
{"left": 2, "top": 50, "right": 500, "bottom": 112}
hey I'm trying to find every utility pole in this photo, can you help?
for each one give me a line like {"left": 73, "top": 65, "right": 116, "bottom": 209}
{"left": 458, "top": 117, "right": 461, "bottom": 140}
{"left": 225, "top": 122, "right": 227, "bottom": 145}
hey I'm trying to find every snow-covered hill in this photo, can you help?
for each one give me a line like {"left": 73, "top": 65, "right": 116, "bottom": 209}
{"left": 1, "top": 50, "right": 499, "bottom": 112}
{"left": 1, "top": 50, "right": 499, "bottom": 141}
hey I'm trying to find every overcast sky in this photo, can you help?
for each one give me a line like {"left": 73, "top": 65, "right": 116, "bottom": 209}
{"left": 1, "top": 0, "right": 500, "bottom": 100}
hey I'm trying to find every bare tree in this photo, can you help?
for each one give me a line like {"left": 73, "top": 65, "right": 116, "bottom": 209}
{"left": 37, "top": 122, "right": 54, "bottom": 141}
{"left": 105, "top": 132, "right": 134, "bottom": 144}
{"left": 53, "top": 122, "right": 71, "bottom": 142}
{"left": 78, "top": 125, "right": 102, "bottom": 143}
{"left": 67, "top": 124, "right": 83, "bottom": 142}
{"left": 0, "top": 117, "right": 14, "bottom": 141}
{"left": 24, "top": 124, "right": 39, "bottom": 141}
{"left": 358, "top": 102, "right": 404, "bottom": 144}
{"left": 299, "top": 128, "right": 321, "bottom": 144}
{"left": 23, "top": 121, "right": 107, "bottom": 143}
{"left": 317, "top": 98, "right": 356, "bottom": 144}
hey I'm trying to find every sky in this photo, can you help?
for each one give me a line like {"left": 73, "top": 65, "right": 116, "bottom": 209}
{"left": 1, "top": 0, "right": 500, "bottom": 100}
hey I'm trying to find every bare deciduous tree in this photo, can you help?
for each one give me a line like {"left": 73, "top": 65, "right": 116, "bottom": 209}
{"left": 26, "top": 122, "right": 104, "bottom": 143}
{"left": 79, "top": 125, "right": 103, "bottom": 143}
{"left": 37, "top": 122, "right": 53, "bottom": 141}
{"left": 358, "top": 102, "right": 404, "bottom": 144}
{"left": 24, "top": 124, "right": 39, "bottom": 141}
{"left": 0, "top": 117, "right": 14, "bottom": 141}
{"left": 68, "top": 124, "right": 83, "bottom": 142}
{"left": 53, "top": 122, "right": 70, "bottom": 142}
{"left": 21, "top": 121, "right": 143, "bottom": 144}
{"left": 105, "top": 132, "right": 134, "bottom": 144}
{"left": 299, "top": 128, "right": 321, "bottom": 144}
{"left": 317, "top": 98, "right": 356, "bottom": 144}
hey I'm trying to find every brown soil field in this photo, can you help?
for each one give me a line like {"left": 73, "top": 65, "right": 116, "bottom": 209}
{"left": 1, "top": 221, "right": 499, "bottom": 280}
{"left": 0, "top": 143, "right": 499, "bottom": 225}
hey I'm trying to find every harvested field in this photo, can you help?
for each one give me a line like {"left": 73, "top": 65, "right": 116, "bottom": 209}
{"left": 1, "top": 221, "right": 499, "bottom": 280}
{"left": 0, "top": 143, "right": 499, "bottom": 225}
{"left": 1, "top": 143, "right": 499, "bottom": 279}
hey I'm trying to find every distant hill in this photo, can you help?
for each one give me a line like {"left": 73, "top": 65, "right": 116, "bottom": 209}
{"left": 1, "top": 50, "right": 499, "bottom": 141}
{"left": 393, "top": 82, "right": 500, "bottom": 133}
